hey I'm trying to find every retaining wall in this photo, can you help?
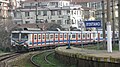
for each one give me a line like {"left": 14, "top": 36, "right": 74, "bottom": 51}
{"left": 55, "top": 48, "right": 120, "bottom": 67}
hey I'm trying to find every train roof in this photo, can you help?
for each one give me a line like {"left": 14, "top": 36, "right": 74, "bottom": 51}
{"left": 12, "top": 30, "right": 105, "bottom": 34}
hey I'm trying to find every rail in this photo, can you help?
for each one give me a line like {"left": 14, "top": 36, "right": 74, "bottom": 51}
{"left": 30, "top": 50, "right": 54, "bottom": 67}
{"left": 0, "top": 53, "right": 21, "bottom": 67}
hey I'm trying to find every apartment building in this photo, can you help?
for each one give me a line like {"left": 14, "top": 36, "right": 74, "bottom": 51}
{"left": 0, "top": 0, "right": 21, "bottom": 18}
{"left": 0, "top": 0, "right": 9, "bottom": 18}
{"left": 13, "top": 0, "right": 84, "bottom": 29}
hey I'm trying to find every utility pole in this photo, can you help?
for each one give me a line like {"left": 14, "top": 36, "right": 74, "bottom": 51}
{"left": 102, "top": 0, "right": 106, "bottom": 48}
{"left": 118, "top": 0, "right": 120, "bottom": 51}
{"left": 35, "top": 0, "right": 40, "bottom": 29}
{"left": 107, "top": 0, "right": 112, "bottom": 52}
{"left": 35, "top": 3, "right": 38, "bottom": 23}
{"left": 20, "top": 0, "right": 23, "bottom": 24}
{"left": 111, "top": 0, "right": 115, "bottom": 45}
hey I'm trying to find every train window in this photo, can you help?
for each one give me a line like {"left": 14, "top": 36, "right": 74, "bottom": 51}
{"left": 115, "top": 34, "right": 117, "bottom": 37}
{"left": 50, "top": 35, "right": 53, "bottom": 39}
{"left": 78, "top": 34, "right": 80, "bottom": 38}
{"left": 93, "top": 33, "right": 96, "bottom": 37}
{"left": 72, "top": 34, "right": 75, "bottom": 38}
{"left": 83, "top": 34, "right": 85, "bottom": 38}
{"left": 101, "top": 34, "right": 103, "bottom": 37}
{"left": 64, "top": 35, "right": 66, "bottom": 38}
{"left": 46, "top": 34, "right": 49, "bottom": 39}
{"left": 69, "top": 35, "right": 71, "bottom": 38}
{"left": 55, "top": 35, "right": 58, "bottom": 38}
{"left": 60, "top": 35, "right": 62, "bottom": 38}
{"left": 12, "top": 33, "right": 19, "bottom": 38}
{"left": 43, "top": 35, "right": 45, "bottom": 39}
{"left": 38, "top": 35, "right": 41, "bottom": 39}
{"left": 87, "top": 34, "right": 89, "bottom": 38}
{"left": 34, "top": 35, "right": 37, "bottom": 40}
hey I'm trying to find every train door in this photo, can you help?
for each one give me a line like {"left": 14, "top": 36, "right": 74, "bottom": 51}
{"left": 63, "top": 33, "right": 67, "bottom": 44}
{"left": 55, "top": 33, "right": 58, "bottom": 44}
{"left": 33, "top": 34, "right": 37, "bottom": 47}
{"left": 71, "top": 33, "right": 76, "bottom": 44}
{"left": 41, "top": 33, "right": 45, "bottom": 46}
{"left": 38, "top": 34, "right": 42, "bottom": 46}
{"left": 59, "top": 33, "right": 63, "bottom": 44}
{"left": 78, "top": 33, "right": 81, "bottom": 43}
{"left": 46, "top": 33, "right": 49, "bottom": 45}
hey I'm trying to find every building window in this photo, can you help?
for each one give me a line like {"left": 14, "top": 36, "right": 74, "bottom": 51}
{"left": 67, "top": 20, "right": 70, "bottom": 24}
{"left": 74, "top": 11, "right": 76, "bottom": 15}
{"left": 57, "top": 10, "right": 61, "bottom": 15}
{"left": 43, "top": 10, "right": 47, "bottom": 16}
{"left": 38, "top": 10, "right": 41, "bottom": 15}
{"left": 79, "top": 11, "right": 81, "bottom": 15}
{"left": 67, "top": 10, "right": 70, "bottom": 14}
{"left": 57, "top": 20, "right": 61, "bottom": 24}
{"left": 72, "top": 20, "right": 73, "bottom": 24}
{"left": 51, "top": 10, "right": 55, "bottom": 15}
{"left": 71, "top": 11, "right": 73, "bottom": 15}
{"left": 25, "top": 21, "right": 30, "bottom": 24}
{"left": 65, "top": 20, "right": 67, "bottom": 24}
{"left": 51, "top": 20, "right": 55, "bottom": 23}
{"left": 14, "top": 12, "right": 17, "bottom": 17}
{"left": 38, "top": 2, "right": 42, "bottom": 7}
{"left": 25, "top": 12, "right": 29, "bottom": 17}
{"left": 77, "top": 11, "right": 78, "bottom": 15}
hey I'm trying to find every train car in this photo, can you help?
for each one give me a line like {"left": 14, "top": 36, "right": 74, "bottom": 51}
{"left": 11, "top": 30, "right": 118, "bottom": 52}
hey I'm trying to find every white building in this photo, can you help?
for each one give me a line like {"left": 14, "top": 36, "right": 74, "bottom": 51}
{"left": 0, "top": 0, "right": 25, "bottom": 18}
{"left": 0, "top": 0, "right": 9, "bottom": 18}
{"left": 13, "top": 0, "right": 84, "bottom": 30}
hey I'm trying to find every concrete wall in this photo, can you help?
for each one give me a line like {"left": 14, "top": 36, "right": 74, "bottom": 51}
{"left": 55, "top": 50, "right": 120, "bottom": 67}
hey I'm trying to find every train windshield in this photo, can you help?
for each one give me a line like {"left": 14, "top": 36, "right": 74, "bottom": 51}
{"left": 12, "top": 33, "right": 28, "bottom": 40}
{"left": 12, "top": 33, "right": 19, "bottom": 40}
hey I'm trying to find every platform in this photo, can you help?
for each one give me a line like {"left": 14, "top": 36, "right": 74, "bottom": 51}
{"left": 55, "top": 46, "right": 120, "bottom": 63}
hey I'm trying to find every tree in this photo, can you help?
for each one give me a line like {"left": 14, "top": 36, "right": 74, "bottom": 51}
{"left": 0, "top": 17, "right": 16, "bottom": 52}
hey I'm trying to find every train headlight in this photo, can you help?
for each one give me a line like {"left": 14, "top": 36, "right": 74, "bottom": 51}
{"left": 13, "top": 45, "right": 15, "bottom": 46}
{"left": 24, "top": 45, "right": 27, "bottom": 47}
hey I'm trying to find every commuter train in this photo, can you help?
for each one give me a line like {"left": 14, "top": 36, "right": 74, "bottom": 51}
{"left": 11, "top": 30, "right": 118, "bottom": 52}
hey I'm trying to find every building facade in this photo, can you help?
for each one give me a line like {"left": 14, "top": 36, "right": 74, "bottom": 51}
{"left": 0, "top": 0, "right": 21, "bottom": 18}
{"left": 13, "top": 0, "right": 84, "bottom": 30}
{"left": 0, "top": 0, "right": 9, "bottom": 18}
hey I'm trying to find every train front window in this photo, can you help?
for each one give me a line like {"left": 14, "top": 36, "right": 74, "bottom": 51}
{"left": 12, "top": 33, "right": 19, "bottom": 40}
{"left": 21, "top": 33, "right": 28, "bottom": 40}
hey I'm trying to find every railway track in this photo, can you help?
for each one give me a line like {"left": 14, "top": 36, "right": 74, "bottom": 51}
{"left": 0, "top": 53, "right": 21, "bottom": 67}
{"left": 30, "top": 50, "right": 55, "bottom": 67}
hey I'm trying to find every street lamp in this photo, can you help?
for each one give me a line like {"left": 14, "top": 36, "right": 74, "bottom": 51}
{"left": 35, "top": 3, "right": 38, "bottom": 23}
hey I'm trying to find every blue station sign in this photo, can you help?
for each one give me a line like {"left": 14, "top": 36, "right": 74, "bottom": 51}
{"left": 84, "top": 20, "right": 101, "bottom": 28}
